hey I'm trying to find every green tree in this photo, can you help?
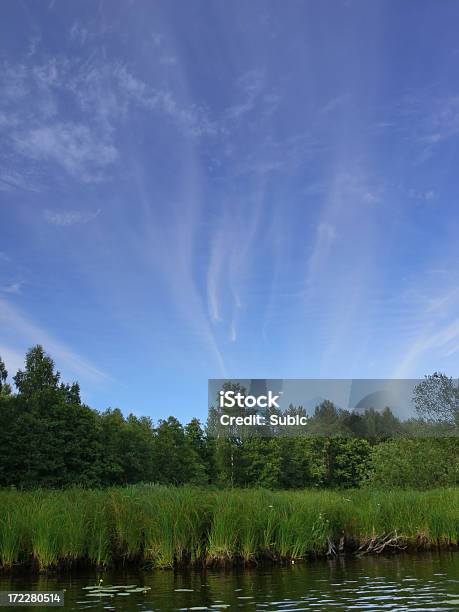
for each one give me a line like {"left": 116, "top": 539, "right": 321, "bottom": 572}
{"left": 354, "top": 408, "right": 402, "bottom": 440}
{"left": 97, "top": 408, "right": 129, "bottom": 485}
{"left": 413, "top": 372, "right": 459, "bottom": 425}
{"left": 1, "top": 346, "right": 101, "bottom": 487}
{"left": 208, "top": 382, "right": 249, "bottom": 485}
{"left": 185, "top": 418, "right": 213, "bottom": 485}
{"left": 213, "top": 437, "right": 245, "bottom": 487}
{"left": 309, "top": 401, "right": 349, "bottom": 436}
{"left": 366, "top": 438, "right": 459, "bottom": 488}
{"left": 152, "top": 417, "right": 194, "bottom": 485}
{"left": 325, "top": 438, "right": 371, "bottom": 487}
{"left": 60, "top": 381, "right": 81, "bottom": 405}
{"left": 238, "top": 437, "right": 281, "bottom": 488}
{"left": 0, "top": 355, "right": 12, "bottom": 396}
{"left": 13, "top": 345, "right": 60, "bottom": 397}
{"left": 122, "top": 414, "right": 156, "bottom": 484}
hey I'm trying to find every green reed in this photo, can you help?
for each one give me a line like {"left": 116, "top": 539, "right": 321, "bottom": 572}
{"left": 0, "top": 486, "right": 457, "bottom": 571}
{"left": 0, "top": 490, "right": 29, "bottom": 568}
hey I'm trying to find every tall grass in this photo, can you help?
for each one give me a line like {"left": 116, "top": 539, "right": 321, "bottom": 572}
{"left": 0, "top": 490, "right": 29, "bottom": 568}
{"left": 29, "top": 491, "right": 62, "bottom": 569}
{"left": 141, "top": 486, "right": 209, "bottom": 567}
{"left": 0, "top": 485, "right": 457, "bottom": 571}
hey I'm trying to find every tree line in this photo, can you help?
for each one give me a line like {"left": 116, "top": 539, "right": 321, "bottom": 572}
{"left": 0, "top": 346, "right": 458, "bottom": 489}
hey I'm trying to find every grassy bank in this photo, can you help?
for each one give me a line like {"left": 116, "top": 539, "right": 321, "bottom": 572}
{"left": 0, "top": 486, "right": 458, "bottom": 571}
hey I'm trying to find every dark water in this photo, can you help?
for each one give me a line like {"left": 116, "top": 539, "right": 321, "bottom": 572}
{"left": 1, "top": 553, "right": 459, "bottom": 611}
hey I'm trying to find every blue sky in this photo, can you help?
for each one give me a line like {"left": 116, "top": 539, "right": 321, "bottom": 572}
{"left": 1, "top": 0, "right": 459, "bottom": 423}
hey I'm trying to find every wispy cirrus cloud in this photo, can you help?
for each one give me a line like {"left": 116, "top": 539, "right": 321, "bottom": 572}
{"left": 0, "top": 298, "right": 109, "bottom": 384}
{"left": 306, "top": 221, "right": 337, "bottom": 289}
{"left": 0, "top": 50, "right": 225, "bottom": 192}
{"left": 395, "top": 316, "right": 459, "bottom": 378}
{"left": 44, "top": 208, "right": 101, "bottom": 226}
{"left": 225, "top": 69, "right": 265, "bottom": 121}
{"left": 3, "top": 0, "right": 459, "bottom": 418}
{"left": 69, "top": 21, "right": 90, "bottom": 45}
{"left": 159, "top": 55, "right": 177, "bottom": 67}
{"left": 320, "top": 93, "right": 351, "bottom": 115}
{"left": 14, "top": 123, "right": 117, "bottom": 182}
{"left": 207, "top": 220, "right": 226, "bottom": 323}
{"left": 393, "top": 279, "right": 459, "bottom": 378}
{"left": 407, "top": 188, "right": 436, "bottom": 201}
{"left": 114, "top": 64, "right": 220, "bottom": 137}
{"left": 0, "top": 282, "right": 23, "bottom": 295}
{"left": 306, "top": 171, "right": 381, "bottom": 294}
{"left": 423, "top": 96, "right": 459, "bottom": 145}
{"left": 392, "top": 92, "right": 459, "bottom": 160}
{"left": 0, "top": 169, "right": 40, "bottom": 192}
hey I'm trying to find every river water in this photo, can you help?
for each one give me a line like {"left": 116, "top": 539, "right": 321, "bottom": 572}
{"left": 1, "top": 553, "right": 458, "bottom": 611}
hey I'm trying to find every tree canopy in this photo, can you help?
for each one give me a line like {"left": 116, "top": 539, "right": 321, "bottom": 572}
{"left": 0, "top": 346, "right": 458, "bottom": 490}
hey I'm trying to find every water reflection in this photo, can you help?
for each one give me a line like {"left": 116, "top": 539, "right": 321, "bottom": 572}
{"left": 1, "top": 552, "right": 458, "bottom": 611}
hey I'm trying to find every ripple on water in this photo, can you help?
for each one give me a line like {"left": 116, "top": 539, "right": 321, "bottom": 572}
{"left": 2, "top": 552, "right": 458, "bottom": 611}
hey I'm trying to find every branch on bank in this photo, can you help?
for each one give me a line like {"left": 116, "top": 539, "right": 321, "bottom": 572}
{"left": 356, "top": 531, "right": 407, "bottom": 556}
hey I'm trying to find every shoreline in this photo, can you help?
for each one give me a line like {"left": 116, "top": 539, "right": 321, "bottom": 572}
{"left": 2, "top": 546, "right": 459, "bottom": 575}
{"left": 1, "top": 486, "right": 458, "bottom": 573}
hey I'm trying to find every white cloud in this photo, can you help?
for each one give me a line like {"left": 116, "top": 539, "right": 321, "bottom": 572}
{"left": 0, "top": 55, "right": 219, "bottom": 191}
{"left": 307, "top": 222, "right": 337, "bottom": 287}
{"left": 207, "top": 228, "right": 225, "bottom": 322}
{"left": 407, "top": 188, "right": 436, "bottom": 201}
{"left": 0, "top": 298, "right": 109, "bottom": 384}
{"left": 392, "top": 279, "right": 459, "bottom": 378}
{"left": 27, "top": 36, "right": 41, "bottom": 58}
{"left": 402, "top": 95, "right": 459, "bottom": 158}
{"left": 1, "top": 61, "right": 28, "bottom": 100}
{"left": 159, "top": 55, "right": 177, "bottom": 66}
{"left": 320, "top": 93, "right": 351, "bottom": 115}
{"left": 44, "top": 208, "right": 101, "bottom": 227}
{"left": 14, "top": 123, "right": 117, "bottom": 181}
{"left": 113, "top": 64, "right": 219, "bottom": 137}
{"left": 0, "top": 169, "right": 40, "bottom": 192}
{"left": 32, "top": 59, "right": 59, "bottom": 87}
{"left": 226, "top": 69, "right": 265, "bottom": 121}
{"left": 0, "top": 282, "right": 23, "bottom": 295}
{"left": 115, "top": 65, "right": 149, "bottom": 102}
{"left": 395, "top": 317, "right": 459, "bottom": 377}
{"left": 69, "top": 21, "right": 89, "bottom": 45}
{"left": 362, "top": 191, "right": 380, "bottom": 204}
{"left": 230, "top": 319, "right": 237, "bottom": 343}
{"left": 151, "top": 32, "right": 163, "bottom": 46}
